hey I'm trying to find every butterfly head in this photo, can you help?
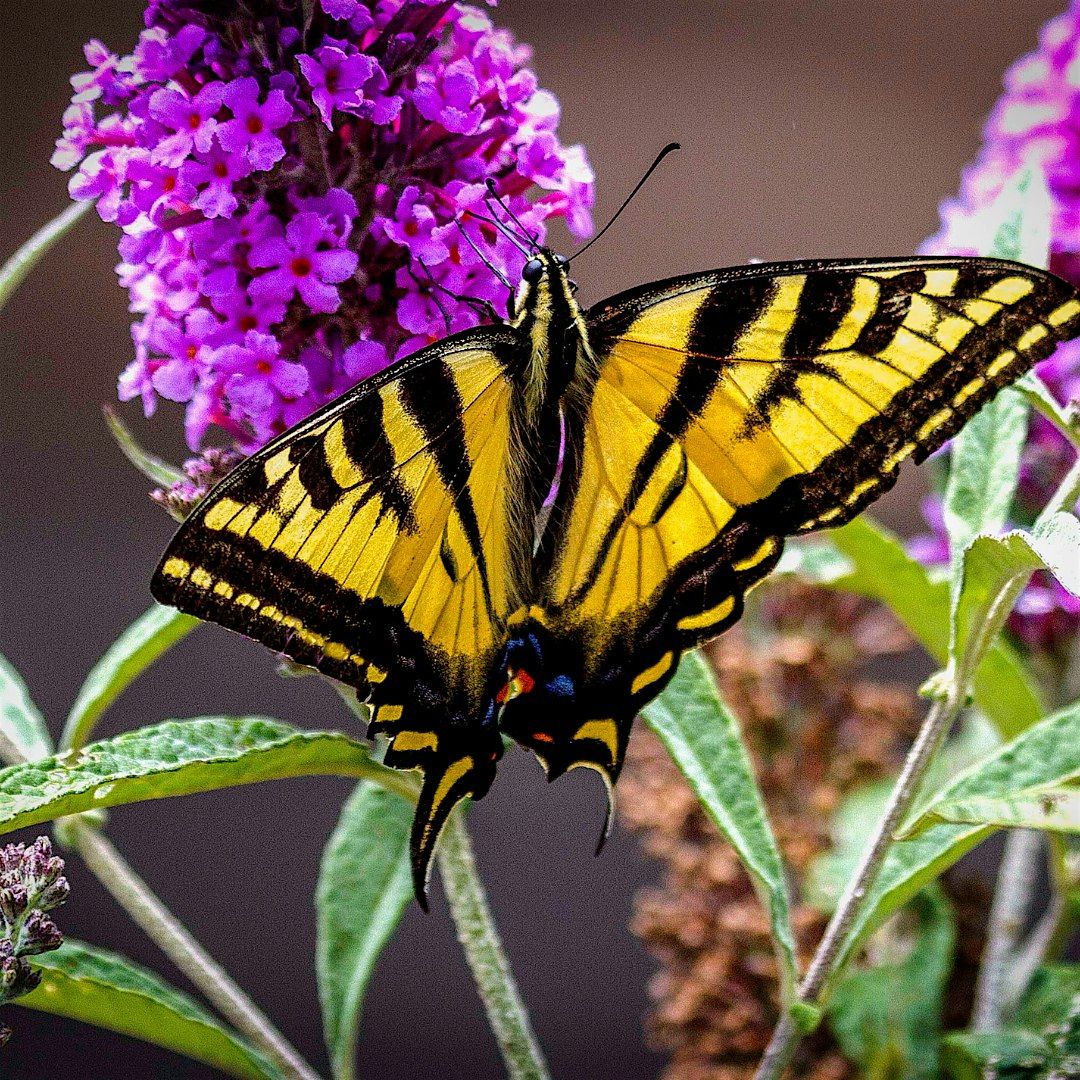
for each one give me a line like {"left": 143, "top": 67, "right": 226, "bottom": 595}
{"left": 515, "top": 248, "right": 578, "bottom": 316}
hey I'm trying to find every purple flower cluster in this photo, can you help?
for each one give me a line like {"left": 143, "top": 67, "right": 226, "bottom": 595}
{"left": 919, "top": 2, "right": 1080, "bottom": 654}
{"left": 1, "top": 837, "right": 68, "bottom": 1045}
{"left": 55, "top": 1, "right": 594, "bottom": 453}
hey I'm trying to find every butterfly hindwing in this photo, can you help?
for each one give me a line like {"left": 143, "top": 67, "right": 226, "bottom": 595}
{"left": 151, "top": 327, "right": 527, "bottom": 899}
{"left": 521, "top": 257, "right": 1080, "bottom": 783}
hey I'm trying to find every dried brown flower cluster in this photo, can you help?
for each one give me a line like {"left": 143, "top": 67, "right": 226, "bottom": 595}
{"left": 619, "top": 583, "right": 922, "bottom": 1079}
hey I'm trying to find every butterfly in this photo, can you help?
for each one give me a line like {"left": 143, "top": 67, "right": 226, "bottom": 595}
{"left": 152, "top": 232, "right": 1080, "bottom": 906}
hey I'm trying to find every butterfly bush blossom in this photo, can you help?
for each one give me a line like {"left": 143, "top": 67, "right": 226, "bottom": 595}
{"left": 54, "top": 0, "right": 594, "bottom": 464}
{"left": 1, "top": 837, "right": 69, "bottom": 1046}
{"left": 919, "top": 1, "right": 1080, "bottom": 655}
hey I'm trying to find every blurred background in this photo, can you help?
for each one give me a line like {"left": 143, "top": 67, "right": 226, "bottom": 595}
{"left": 0, "top": 1, "right": 1065, "bottom": 1076}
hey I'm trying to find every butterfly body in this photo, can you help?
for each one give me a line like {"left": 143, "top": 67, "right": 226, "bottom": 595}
{"left": 152, "top": 247, "right": 1080, "bottom": 903}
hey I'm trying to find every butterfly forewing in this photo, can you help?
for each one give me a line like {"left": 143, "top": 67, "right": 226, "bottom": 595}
{"left": 151, "top": 327, "right": 530, "bottom": 901}
{"left": 527, "top": 257, "right": 1080, "bottom": 780}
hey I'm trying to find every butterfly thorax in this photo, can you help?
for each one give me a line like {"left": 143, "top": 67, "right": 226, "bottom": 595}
{"left": 511, "top": 249, "right": 593, "bottom": 419}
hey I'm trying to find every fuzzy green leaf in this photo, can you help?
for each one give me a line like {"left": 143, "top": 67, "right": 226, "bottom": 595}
{"left": 942, "top": 386, "right": 1028, "bottom": 567}
{"left": 812, "top": 518, "right": 1045, "bottom": 738}
{"left": 827, "top": 703, "right": 1080, "bottom": 989}
{"left": 827, "top": 887, "right": 955, "bottom": 1079}
{"left": 642, "top": 651, "right": 798, "bottom": 1003}
{"left": 904, "top": 784, "right": 1080, "bottom": 836}
{"left": 950, "top": 515, "right": 1080, "bottom": 672}
{"left": 15, "top": 940, "right": 282, "bottom": 1079}
{"left": 0, "top": 652, "right": 52, "bottom": 764}
{"left": 0, "top": 201, "right": 94, "bottom": 312}
{"left": 62, "top": 604, "right": 200, "bottom": 752}
{"left": 987, "top": 166, "right": 1053, "bottom": 269}
{"left": 103, "top": 406, "right": 186, "bottom": 489}
{"left": 807, "top": 717, "right": 999, "bottom": 911}
{"left": 317, "top": 781, "right": 413, "bottom": 1080}
{"left": 0, "top": 717, "right": 411, "bottom": 837}
{"left": 943, "top": 965, "right": 1080, "bottom": 1080}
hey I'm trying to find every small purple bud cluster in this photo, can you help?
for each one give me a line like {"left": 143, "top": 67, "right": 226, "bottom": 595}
{"left": 1, "top": 837, "right": 69, "bottom": 1045}
{"left": 55, "top": 1, "right": 594, "bottom": 454}
{"left": 150, "top": 445, "right": 244, "bottom": 519}
{"left": 919, "top": 2, "right": 1080, "bottom": 654}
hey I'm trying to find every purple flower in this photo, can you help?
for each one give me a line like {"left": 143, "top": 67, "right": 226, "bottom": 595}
{"left": 298, "top": 46, "right": 386, "bottom": 129}
{"left": 70, "top": 39, "right": 134, "bottom": 106}
{"left": 250, "top": 209, "right": 359, "bottom": 313}
{"left": 149, "top": 81, "right": 225, "bottom": 167}
{"left": 379, "top": 185, "right": 450, "bottom": 264}
{"left": 1, "top": 836, "right": 69, "bottom": 1037}
{"left": 217, "top": 330, "right": 311, "bottom": 440}
{"left": 412, "top": 58, "right": 484, "bottom": 135}
{"left": 321, "top": 0, "right": 362, "bottom": 19}
{"left": 134, "top": 25, "right": 206, "bottom": 82}
{"left": 181, "top": 142, "right": 253, "bottom": 219}
{"left": 57, "top": 0, "right": 595, "bottom": 458}
{"left": 217, "top": 78, "right": 292, "bottom": 172}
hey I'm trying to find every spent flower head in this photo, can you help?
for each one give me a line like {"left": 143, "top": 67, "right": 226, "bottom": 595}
{"left": 56, "top": 1, "right": 594, "bottom": 459}
{"left": 0, "top": 837, "right": 69, "bottom": 1045}
{"left": 919, "top": 0, "right": 1080, "bottom": 656}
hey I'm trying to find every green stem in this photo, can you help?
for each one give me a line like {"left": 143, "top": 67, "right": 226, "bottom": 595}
{"left": 438, "top": 810, "right": 551, "bottom": 1080}
{"left": 972, "top": 828, "right": 1043, "bottom": 1031}
{"left": 0, "top": 200, "right": 94, "bottom": 311}
{"left": 753, "top": 686, "right": 965, "bottom": 1079}
{"left": 65, "top": 818, "right": 324, "bottom": 1080}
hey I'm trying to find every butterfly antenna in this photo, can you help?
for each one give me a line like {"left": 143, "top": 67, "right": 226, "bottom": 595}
{"left": 567, "top": 142, "right": 681, "bottom": 263}
{"left": 454, "top": 219, "right": 513, "bottom": 292}
{"left": 474, "top": 200, "right": 534, "bottom": 257}
{"left": 484, "top": 178, "right": 539, "bottom": 250}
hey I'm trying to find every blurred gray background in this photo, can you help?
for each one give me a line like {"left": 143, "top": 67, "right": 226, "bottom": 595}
{"left": 0, "top": 2, "right": 1063, "bottom": 1077}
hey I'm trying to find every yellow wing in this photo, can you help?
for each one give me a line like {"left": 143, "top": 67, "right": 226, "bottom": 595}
{"left": 151, "top": 327, "right": 527, "bottom": 901}
{"left": 526, "top": 257, "right": 1080, "bottom": 779}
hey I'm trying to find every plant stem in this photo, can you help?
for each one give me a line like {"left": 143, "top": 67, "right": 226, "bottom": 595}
{"left": 438, "top": 810, "right": 551, "bottom": 1080}
{"left": 754, "top": 686, "right": 964, "bottom": 1080}
{"left": 66, "top": 818, "right": 324, "bottom": 1080}
{"left": 972, "top": 828, "right": 1042, "bottom": 1031}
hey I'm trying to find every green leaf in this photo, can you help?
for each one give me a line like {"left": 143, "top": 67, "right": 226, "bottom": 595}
{"left": 642, "top": 650, "right": 798, "bottom": 1003}
{"left": 14, "top": 940, "right": 282, "bottom": 1079}
{"left": 103, "top": 406, "right": 186, "bottom": 489}
{"left": 902, "top": 708, "right": 1080, "bottom": 839}
{"left": 1016, "top": 373, "right": 1080, "bottom": 449}
{"left": 986, "top": 166, "right": 1053, "bottom": 269}
{"left": 905, "top": 783, "right": 1080, "bottom": 836}
{"left": 317, "top": 781, "right": 413, "bottom": 1080}
{"left": 0, "top": 652, "right": 52, "bottom": 764}
{"left": 807, "top": 716, "right": 999, "bottom": 911}
{"left": 827, "top": 704, "right": 1080, "bottom": 987}
{"left": 1019, "top": 965, "right": 1080, "bottom": 1032}
{"left": 950, "top": 516, "right": 1080, "bottom": 674}
{"left": 943, "top": 1031, "right": 1052, "bottom": 1080}
{"left": 816, "top": 517, "right": 1045, "bottom": 738}
{"left": 943, "top": 965, "right": 1080, "bottom": 1080}
{"left": 62, "top": 604, "right": 200, "bottom": 752}
{"left": 0, "top": 716, "right": 413, "bottom": 837}
{"left": 827, "top": 887, "right": 955, "bottom": 1079}
{"left": 942, "top": 385, "right": 1028, "bottom": 567}
{"left": 0, "top": 201, "right": 94, "bottom": 312}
